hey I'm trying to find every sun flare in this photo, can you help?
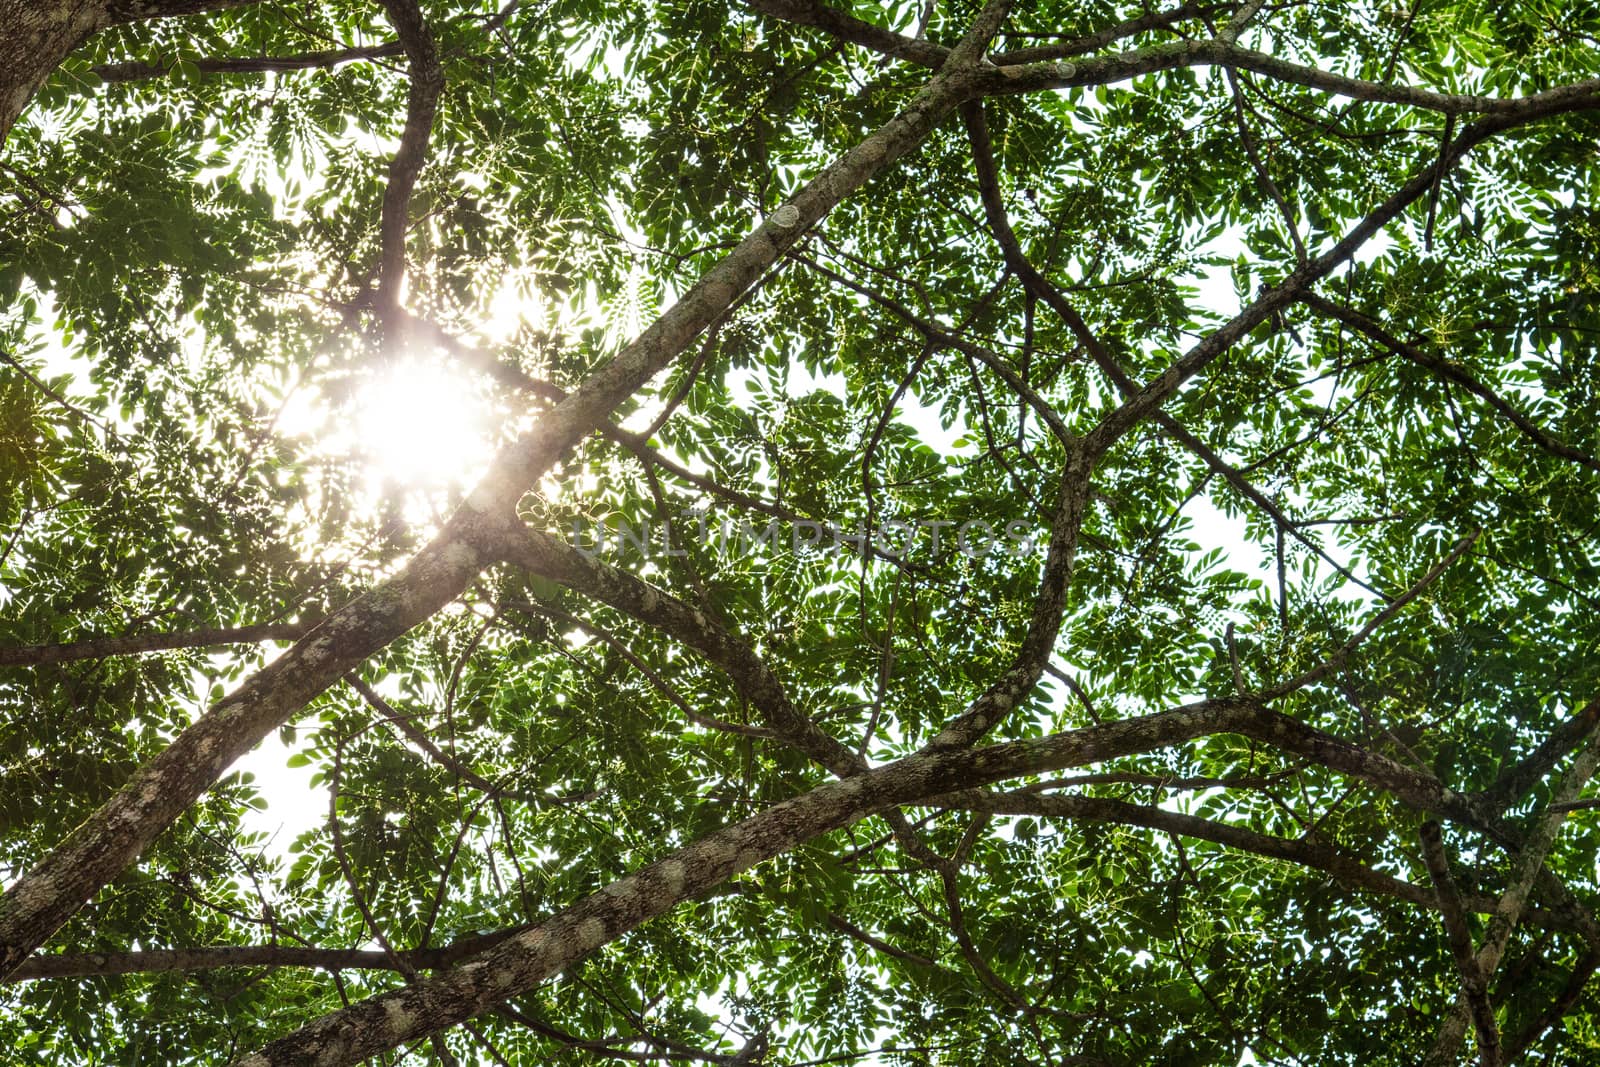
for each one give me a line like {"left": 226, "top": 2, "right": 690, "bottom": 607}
{"left": 354, "top": 358, "right": 489, "bottom": 490}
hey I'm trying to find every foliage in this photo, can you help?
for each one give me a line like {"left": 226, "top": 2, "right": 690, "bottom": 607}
{"left": 3, "top": 0, "right": 1600, "bottom": 1064}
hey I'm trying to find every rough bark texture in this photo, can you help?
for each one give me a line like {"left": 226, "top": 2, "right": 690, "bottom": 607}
{"left": 0, "top": 0, "right": 262, "bottom": 142}
{"left": 0, "top": 504, "right": 515, "bottom": 979}
{"left": 231, "top": 694, "right": 1538, "bottom": 1065}
{"left": 238, "top": 696, "right": 1263, "bottom": 1066}
{"left": 0, "top": 1, "right": 108, "bottom": 144}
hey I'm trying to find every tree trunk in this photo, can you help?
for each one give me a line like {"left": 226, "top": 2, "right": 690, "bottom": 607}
{"left": 0, "top": 0, "right": 262, "bottom": 143}
{"left": 0, "top": 1, "right": 107, "bottom": 143}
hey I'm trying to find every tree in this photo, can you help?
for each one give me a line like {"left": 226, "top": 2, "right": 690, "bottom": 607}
{"left": 2, "top": 0, "right": 1600, "bottom": 1061}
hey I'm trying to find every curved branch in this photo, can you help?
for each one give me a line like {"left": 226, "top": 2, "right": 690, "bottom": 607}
{"left": 960, "top": 99, "right": 1386, "bottom": 599}
{"left": 374, "top": 0, "right": 445, "bottom": 335}
{"left": 501, "top": 525, "right": 860, "bottom": 778}
{"left": 748, "top": 0, "right": 1600, "bottom": 117}
{"left": 975, "top": 40, "right": 1600, "bottom": 117}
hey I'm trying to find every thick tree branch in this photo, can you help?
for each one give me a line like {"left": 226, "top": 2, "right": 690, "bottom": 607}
{"left": 230, "top": 690, "right": 1561, "bottom": 1064}
{"left": 973, "top": 40, "right": 1600, "bottom": 117}
{"left": 235, "top": 695, "right": 1275, "bottom": 1065}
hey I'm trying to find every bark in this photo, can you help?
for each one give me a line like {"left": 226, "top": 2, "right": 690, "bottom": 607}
{"left": 374, "top": 0, "right": 443, "bottom": 336}
{"left": 232, "top": 691, "right": 1534, "bottom": 1064}
{"left": 238, "top": 695, "right": 1263, "bottom": 1066}
{"left": 0, "top": 1, "right": 109, "bottom": 144}
{"left": 0, "top": 0, "right": 260, "bottom": 142}
{"left": 0, "top": 504, "right": 514, "bottom": 980}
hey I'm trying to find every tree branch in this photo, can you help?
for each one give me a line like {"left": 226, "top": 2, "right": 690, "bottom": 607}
{"left": 234, "top": 696, "right": 1276, "bottom": 1065}
{"left": 1424, "top": 730, "right": 1600, "bottom": 1064}
{"left": 500, "top": 525, "right": 861, "bottom": 778}
{"left": 5, "top": 925, "right": 533, "bottom": 982}
{"left": 1299, "top": 293, "right": 1600, "bottom": 476}
{"left": 1420, "top": 821, "right": 1500, "bottom": 1066}
{"left": 91, "top": 43, "right": 404, "bottom": 83}
{"left": 0, "top": 621, "right": 315, "bottom": 667}
{"left": 229, "top": 690, "right": 1569, "bottom": 1064}
{"left": 960, "top": 99, "right": 1384, "bottom": 599}
{"left": 374, "top": 0, "right": 445, "bottom": 337}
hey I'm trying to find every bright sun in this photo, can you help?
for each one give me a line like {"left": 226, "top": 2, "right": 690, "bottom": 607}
{"left": 354, "top": 358, "right": 489, "bottom": 490}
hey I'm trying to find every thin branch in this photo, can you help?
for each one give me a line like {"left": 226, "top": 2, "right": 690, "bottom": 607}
{"left": 346, "top": 675, "right": 575, "bottom": 805}
{"left": 6, "top": 926, "right": 533, "bottom": 981}
{"left": 1503, "top": 949, "right": 1600, "bottom": 1061}
{"left": 503, "top": 599, "right": 775, "bottom": 741}
{"left": 960, "top": 99, "right": 1382, "bottom": 598}
{"left": 1263, "top": 530, "right": 1480, "bottom": 699}
{"left": 1420, "top": 821, "right": 1500, "bottom": 1066}
{"left": 1299, "top": 293, "right": 1600, "bottom": 476}
{"left": 0, "top": 621, "right": 315, "bottom": 667}
{"left": 91, "top": 43, "right": 404, "bottom": 83}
